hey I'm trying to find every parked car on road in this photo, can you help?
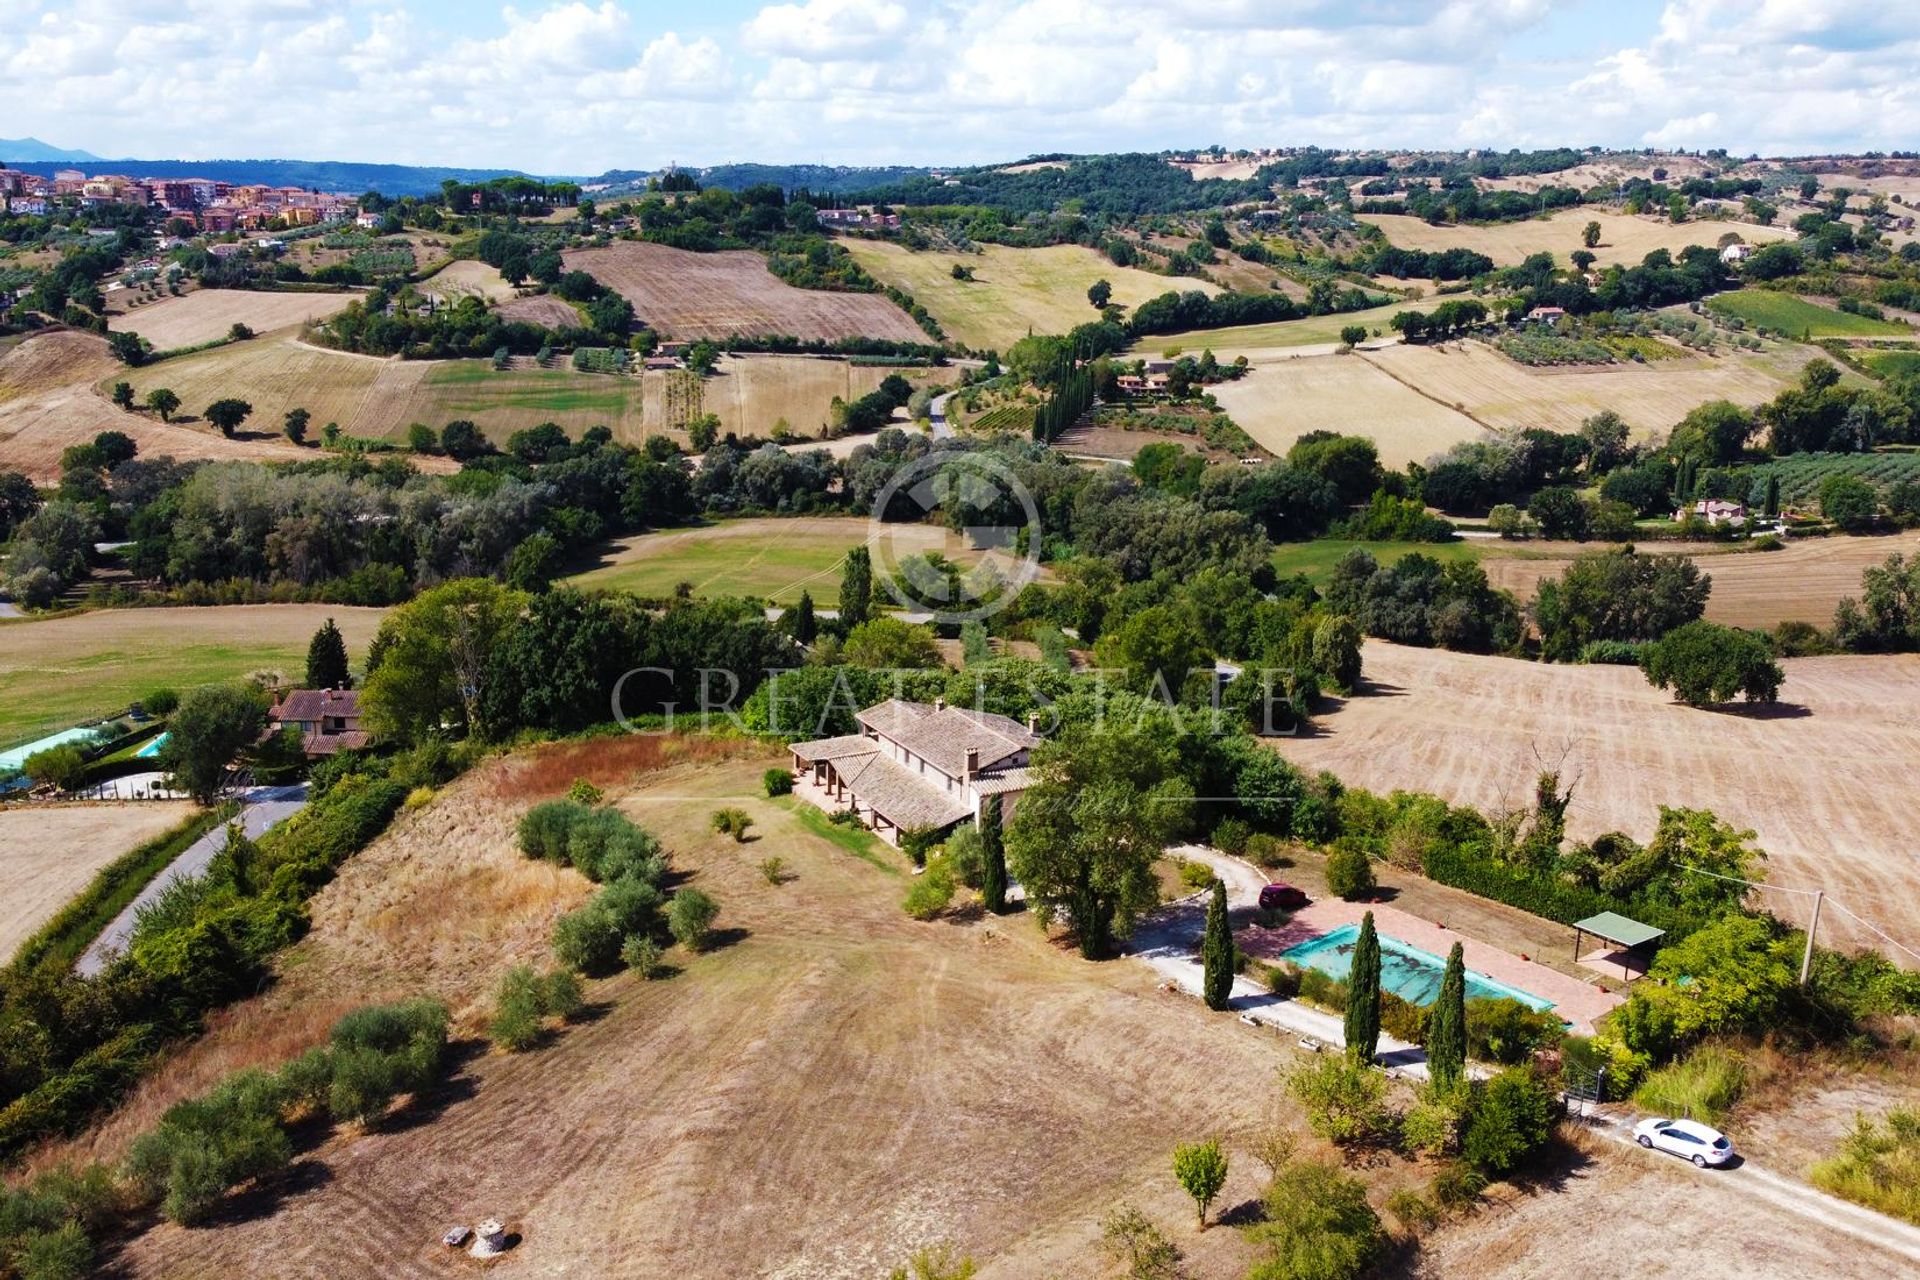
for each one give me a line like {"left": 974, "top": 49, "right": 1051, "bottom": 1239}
{"left": 1259, "top": 883, "right": 1311, "bottom": 911}
{"left": 1633, "top": 1117, "right": 1735, "bottom": 1167}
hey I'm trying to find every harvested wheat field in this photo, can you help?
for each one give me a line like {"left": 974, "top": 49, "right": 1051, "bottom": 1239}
{"left": 0, "top": 803, "right": 196, "bottom": 961}
{"left": 417, "top": 259, "right": 516, "bottom": 306}
{"left": 1482, "top": 531, "right": 1920, "bottom": 630}
{"left": 564, "top": 241, "right": 926, "bottom": 343}
{"left": 1361, "top": 339, "right": 1814, "bottom": 440}
{"left": 0, "top": 331, "right": 310, "bottom": 482}
{"left": 46, "top": 742, "right": 1909, "bottom": 1280}
{"left": 699, "top": 353, "right": 945, "bottom": 438}
{"left": 1360, "top": 209, "right": 1793, "bottom": 269}
{"left": 75, "top": 745, "right": 1304, "bottom": 1279}
{"left": 1208, "top": 350, "right": 1490, "bottom": 467}
{"left": 844, "top": 240, "right": 1213, "bottom": 351}
{"left": 109, "top": 289, "right": 356, "bottom": 349}
{"left": 1277, "top": 641, "right": 1920, "bottom": 957}
{"left": 0, "top": 605, "right": 387, "bottom": 747}
{"left": 495, "top": 293, "right": 583, "bottom": 328}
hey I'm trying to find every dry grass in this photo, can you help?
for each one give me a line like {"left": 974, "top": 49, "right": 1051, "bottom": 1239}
{"left": 40, "top": 740, "right": 1915, "bottom": 1278}
{"left": 564, "top": 241, "right": 926, "bottom": 343}
{"left": 1359, "top": 209, "right": 1794, "bottom": 269}
{"left": 1144, "top": 299, "right": 1411, "bottom": 358}
{"left": 0, "top": 330, "right": 310, "bottom": 483}
{"left": 1207, "top": 350, "right": 1490, "bottom": 467}
{"left": 1361, "top": 338, "right": 1815, "bottom": 441}
{"left": 0, "top": 803, "right": 196, "bottom": 960}
{"left": 107, "top": 333, "right": 933, "bottom": 449}
{"left": 843, "top": 240, "right": 1214, "bottom": 351}
{"left": 416, "top": 260, "right": 516, "bottom": 306}
{"left": 109, "top": 289, "right": 356, "bottom": 350}
{"left": 495, "top": 293, "right": 583, "bottom": 328}
{"left": 1277, "top": 641, "right": 1920, "bottom": 956}
{"left": 1481, "top": 531, "right": 1920, "bottom": 630}
{"left": 0, "top": 604, "right": 388, "bottom": 747}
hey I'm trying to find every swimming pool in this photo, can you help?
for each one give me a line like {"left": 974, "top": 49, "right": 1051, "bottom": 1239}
{"left": 1281, "top": 924, "right": 1555, "bottom": 1013}
{"left": 134, "top": 732, "right": 170, "bottom": 759}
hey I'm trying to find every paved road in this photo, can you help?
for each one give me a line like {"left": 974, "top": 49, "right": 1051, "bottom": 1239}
{"left": 76, "top": 783, "right": 308, "bottom": 976}
{"left": 928, "top": 391, "right": 955, "bottom": 440}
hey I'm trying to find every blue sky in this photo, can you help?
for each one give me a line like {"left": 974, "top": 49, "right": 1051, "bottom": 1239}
{"left": 2, "top": 1, "right": 1915, "bottom": 173}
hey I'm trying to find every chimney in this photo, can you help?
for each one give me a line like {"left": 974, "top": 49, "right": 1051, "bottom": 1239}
{"left": 1026, "top": 712, "right": 1040, "bottom": 735}
{"left": 965, "top": 747, "right": 979, "bottom": 781}
{"left": 934, "top": 697, "right": 946, "bottom": 712}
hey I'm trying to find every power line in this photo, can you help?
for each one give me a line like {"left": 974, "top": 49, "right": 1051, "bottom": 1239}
{"left": 1676, "top": 863, "right": 1822, "bottom": 896}
{"left": 1822, "top": 899, "right": 1920, "bottom": 968}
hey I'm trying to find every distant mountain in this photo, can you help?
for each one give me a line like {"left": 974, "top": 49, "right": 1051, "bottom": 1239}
{"left": 0, "top": 137, "right": 100, "bottom": 164}
{"left": 0, "top": 156, "right": 551, "bottom": 198}
{"left": 588, "top": 163, "right": 932, "bottom": 197}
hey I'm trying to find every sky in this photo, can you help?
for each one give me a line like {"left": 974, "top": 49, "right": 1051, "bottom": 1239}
{"left": 2, "top": 0, "right": 1917, "bottom": 175}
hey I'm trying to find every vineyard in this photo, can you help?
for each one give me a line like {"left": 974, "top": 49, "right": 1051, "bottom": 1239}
{"left": 1745, "top": 450, "right": 1920, "bottom": 506}
{"left": 1706, "top": 289, "right": 1912, "bottom": 339}
{"left": 348, "top": 242, "right": 416, "bottom": 277}
{"left": 966, "top": 403, "right": 1036, "bottom": 435}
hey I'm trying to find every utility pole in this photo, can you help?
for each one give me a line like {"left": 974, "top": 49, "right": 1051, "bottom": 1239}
{"left": 1799, "top": 889, "right": 1825, "bottom": 986}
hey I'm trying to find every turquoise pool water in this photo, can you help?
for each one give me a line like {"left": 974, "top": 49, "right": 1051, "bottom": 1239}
{"left": 0, "top": 726, "right": 101, "bottom": 773}
{"left": 1282, "top": 924, "right": 1555, "bottom": 1012}
{"left": 134, "top": 732, "right": 170, "bottom": 759}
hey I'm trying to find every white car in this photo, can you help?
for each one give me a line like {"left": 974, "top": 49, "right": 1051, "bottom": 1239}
{"left": 1633, "top": 1117, "right": 1735, "bottom": 1167}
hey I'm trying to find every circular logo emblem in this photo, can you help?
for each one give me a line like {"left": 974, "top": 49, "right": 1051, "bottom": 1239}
{"left": 868, "top": 450, "right": 1042, "bottom": 624}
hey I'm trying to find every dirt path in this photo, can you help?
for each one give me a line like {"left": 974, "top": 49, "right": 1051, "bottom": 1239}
{"left": 1587, "top": 1114, "right": 1920, "bottom": 1265}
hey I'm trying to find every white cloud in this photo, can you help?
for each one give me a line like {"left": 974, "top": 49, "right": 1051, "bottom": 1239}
{"left": 0, "top": 0, "right": 1916, "bottom": 172}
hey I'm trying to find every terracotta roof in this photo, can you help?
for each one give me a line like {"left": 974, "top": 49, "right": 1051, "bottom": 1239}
{"left": 971, "top": 765, "right": 1039, "bottom": 796}
{"left": 856, "top": 701, "right": 1039, "bottom": 780}
{"left": 833, "top": 752, "right": 974, "bottom": 830}
{"left": 271, "top": 688, "right": 360, "bottom": 723}
{"left": 790, "top": 734, "right": 879, "bottom": 763}
{"left": 302, "top": 730, "right": 370, "bottom": 755}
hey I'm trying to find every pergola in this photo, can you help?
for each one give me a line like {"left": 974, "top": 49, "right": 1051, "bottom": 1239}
{"left": 1571, "top": 911, "right": 1665, "bottom": 982}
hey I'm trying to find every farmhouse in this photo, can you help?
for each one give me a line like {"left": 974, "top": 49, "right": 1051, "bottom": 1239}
{"left": 1675, "top": 497, "right": 1748, "bottom": 525}
{"left": 1523, "top": 306, "right": 1568, "bottom": 325}
{"left": 789, "top": 698, "right": 1042, "bottom": 841}
{"left": 268, "top": 688, "right": 369, "bottom": 757}
{"left": 1721, "top": 242, "right": 1755, "bottom": 264}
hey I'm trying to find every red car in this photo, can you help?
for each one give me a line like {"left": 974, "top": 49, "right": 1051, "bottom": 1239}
{"left": 1259, "top": 883, "right": 1310, "bottom": 911}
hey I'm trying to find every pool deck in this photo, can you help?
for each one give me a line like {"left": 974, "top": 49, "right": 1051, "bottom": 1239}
{"left": 1239, "top": 896, "right": 1626, "bottom": 1034}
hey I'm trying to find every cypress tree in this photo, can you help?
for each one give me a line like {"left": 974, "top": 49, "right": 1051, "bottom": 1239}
{"left": 1427, "top": 941, "right": 1467, "bottom": 1088}
{"left": 1764, "top": 473, "right": 1781, "bottom": 517}
{"left": 838, "top": 547, "right": 872, "bottom": 630}
{"left": 1344, "top": 911, "right": 1381, "bottom": 1064}
{"left": 979, "top": 794, "right": 1008, "bottom": 914}
{"left": 305, "top": 617, "right": 350, "bottom": 689}
{"left": 791, "top": 590, "right": 817, "bottom": 644}
{"left": 1202, "top": 878, "right": 1234, "bottom": 1011}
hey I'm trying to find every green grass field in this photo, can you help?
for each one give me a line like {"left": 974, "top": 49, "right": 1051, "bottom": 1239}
{"left": 1142, "top": 300, "right": 1411, "bottom": 355}
{"left": 424, "top": 361, "right": 641, "bottom": 418}
{"left": 1864, "top": 350, "right": 1920, "bottom": 379}
{"left": 1705, "top": 291, "right": 1912, "bottom": 339}
{"left": 566, "top": 519, "right": 877, "bottom": 605}
{"left": 0, "top": 605, "right": 387, "bottom": 751}
{"left": 1270, "top": 538, "right": 1485, "bottom": 584}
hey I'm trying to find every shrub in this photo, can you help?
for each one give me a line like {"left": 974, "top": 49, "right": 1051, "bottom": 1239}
{"left": 403, "top": 785, "right": 436, "bottom": 810}
{"left": 1265, "top": 962, "right": 1302, "bottom": 998}
{"left": 758, "top": 856, "right": 788, "bottom": 885}
{"left": 519, "top": 799, "right": 589, "bottom": 861}
{"left": 1401, "top": 1078, "right": 1471, "bottom": 1158}
{"left": 903, "top": 861, "right": 959, "bottom": 921}
{"left": 1465, "top": 997, "right": 1564, "bottom": 1064}
{"left": 1810, "top": 1108, "right": 1920, "bottom": 1225}
{"left": 899, "top": 824, "right": 944, "bottom": 867}
{"left": 1385, "top": 1187, "right": 1441, "bottom": 1234}
{"left": 489, "top": 971, "right": 545, "bottom": 1053}
{"left": 1248, "top": 1160, "right": 1386, "bottom": 1280}
{"left": 1633, "top": 1044, "right": 1746, "bottom": 1123}
{"left": 621, "top": 935, "right": 665, "bottom": 978}
{"left": 553, "top": 903, "right": 626, "bottom": 973}
{"left": 16, "top": 1220, "right": 94, "bottom": 1280}
{"left": 1428, "top": 1160, "right": 1488, "bottom": 1211}
{"left": 710, "top": 807, "right": 753, "bottom": 842}
{"left": 667, "top": 887, "right": 720, "bottom": 951}
{"left": 1211, "top": 816, "right": 1251, "bottom": 856}
{"left": 942, "top": 825, "right": 985, "bottom": 889}
{"left": 1325, "top": 843, "right": 1376, "bottom": 900}
{"left": 140, "top": 688, "right": 181, "bottom": 717}
{"left": 1286, "top": 1055, "right": 1394, "bottom": 1146}
{"left": 566, "top": 778, "right": 604, "bottom": 805}
{"left": 1461, "top": 1067, "right": 1561, "bottom": 1176}
{"left": 1171, "top": 1138, "right": 1230, "bottom": 1228}
{"left": 763, "top": 767, "right": 794, "bottom": 797}
{"left": 1177, "top": 859, "right": 1217, "bottom": 892}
